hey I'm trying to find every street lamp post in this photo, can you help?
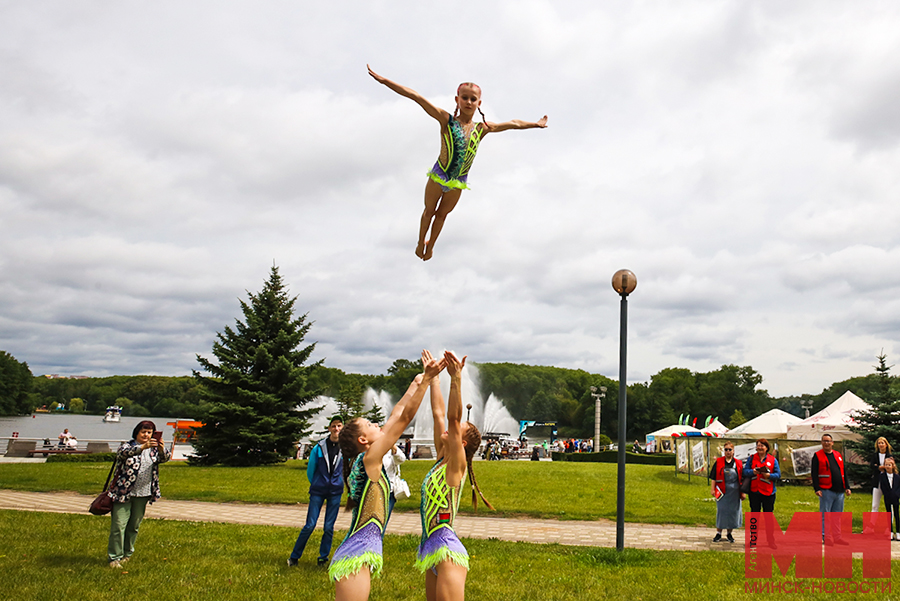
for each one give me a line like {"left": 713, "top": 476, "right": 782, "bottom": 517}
{"left": 800, "top": 399, "right": 813, "bottom": 419}
{"left": 590, "top": 386, "right": 607, "bottom": 451}
{"left": 612, "top": 268, "right": 637, "bottom": 552}
{"left": 466, "top": 404, "right": 473, "bottom": 423}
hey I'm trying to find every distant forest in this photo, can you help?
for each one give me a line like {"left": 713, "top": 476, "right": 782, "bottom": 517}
{"left": 23, "top": 360, "right": 889, "bottom": 441}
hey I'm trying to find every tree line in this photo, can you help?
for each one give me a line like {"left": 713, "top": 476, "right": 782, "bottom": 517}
{"left": 1, "top": 265, "right": 894, "bottom": 450}
{"left": 4, "top": 348, "right": 888, "bottom": 441}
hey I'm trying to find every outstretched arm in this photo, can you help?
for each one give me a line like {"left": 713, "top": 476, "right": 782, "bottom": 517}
{"left": 485, "top": 115, "right": 548, "bottom": 134}
{"left": 444, "top": 351, "right": 468, "bottom": 487}
{"left": 425, "top": 349, "right": 447, "bottom": 457}
{"left": 368, "top": 64, "right": 449, "bottom": 125}
{"left": 365, "top": 352, "right": 446, "bottom": 476}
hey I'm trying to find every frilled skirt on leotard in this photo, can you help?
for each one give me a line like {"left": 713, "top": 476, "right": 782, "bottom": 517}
{"left": 415, "top": 525, "right": 469, "bottom": 572}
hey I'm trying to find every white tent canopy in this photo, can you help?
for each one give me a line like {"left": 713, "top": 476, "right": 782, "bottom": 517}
{"left": 703, "top": 419, "right": 729, "bottom": 436}
{"left": 726, "top": 408, "right": 803, "bottom": 440}
{"left": 646, "top": 424, "right": 701, "bottom": 437}
{"left": 785, "top": 391, "right": 870, "bottom": 441}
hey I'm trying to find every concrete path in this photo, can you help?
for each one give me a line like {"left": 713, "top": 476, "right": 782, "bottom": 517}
{"left": 2, "top": 489, "right": 898, "bottom": 558}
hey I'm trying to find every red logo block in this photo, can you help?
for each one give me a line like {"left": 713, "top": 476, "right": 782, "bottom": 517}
{"left": 745, "top": 512, "right": 891, "bottom": 579}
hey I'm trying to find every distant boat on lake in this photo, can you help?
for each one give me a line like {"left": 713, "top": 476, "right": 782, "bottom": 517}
{"left": 103, "top": 406, "right": 122, "bottom": 423}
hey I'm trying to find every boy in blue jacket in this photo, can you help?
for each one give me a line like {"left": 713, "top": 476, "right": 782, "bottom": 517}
{"left": 288, "top": 416, "right": 344, "bottom": 566}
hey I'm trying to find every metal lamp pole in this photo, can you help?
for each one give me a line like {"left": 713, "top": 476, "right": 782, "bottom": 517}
{"left": 612, "top": 269, "right": 636, "bottom": 552}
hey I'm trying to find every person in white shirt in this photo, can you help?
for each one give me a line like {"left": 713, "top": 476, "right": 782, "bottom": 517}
{"left": 383, "top": 443, "right": 410, "bottom": 518}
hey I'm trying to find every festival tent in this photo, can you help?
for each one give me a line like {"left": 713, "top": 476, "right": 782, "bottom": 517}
{"left": 785, "top": 391, "right": 871, "bottom": 441}
{"left": 702, "top": 419, "right": 729, "bottom": 437}
{"left": 646, "top": 424, "right": 701, "bottom": 437}
{"left": 645, "top": 424, "right": 702, "bottom": 453}
{"left": 725, "top": 408, "right": 803, "bottom": 440}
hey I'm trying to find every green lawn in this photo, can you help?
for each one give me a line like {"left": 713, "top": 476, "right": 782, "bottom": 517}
{"left": 3, "top": 510, "right": 895, "bottom": 601}
{"left": 0, "top": 459, "right": 878, "bottom": 528}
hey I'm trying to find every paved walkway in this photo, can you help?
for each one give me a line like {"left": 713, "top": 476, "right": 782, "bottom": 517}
{"left": 2, "top": 489, "right": 898, "bottom": 558}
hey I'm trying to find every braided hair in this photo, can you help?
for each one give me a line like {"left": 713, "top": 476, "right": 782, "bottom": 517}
{"left": 338, "top": 418, "right": 365, "bottom": 511}
{"left": 462, "top": 422, "right": 494, "bottom": 510}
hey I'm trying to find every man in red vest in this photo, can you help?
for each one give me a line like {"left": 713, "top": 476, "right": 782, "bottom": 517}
{"left": 812, "top": 433, "right": 852, "bottom": 545}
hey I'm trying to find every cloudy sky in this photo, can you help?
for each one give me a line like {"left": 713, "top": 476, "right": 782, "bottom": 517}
{"left": 2, "top": 1, "right": 900, "bottom": 398}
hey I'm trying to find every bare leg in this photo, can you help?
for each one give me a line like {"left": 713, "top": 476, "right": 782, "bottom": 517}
{"left": 425, "top": 568, "right": 438, "bottom": 601}
{"left": 423, "top": 189, "right": 462, "bottom": 261}
{"left": 334, "top": 569, "right": 371, "bottom": 601}
{"left": 418, "top": 180, "right": 444, "bottom": 259}
{"left": 434, "top": 560, "right": 468, "bottom": 601}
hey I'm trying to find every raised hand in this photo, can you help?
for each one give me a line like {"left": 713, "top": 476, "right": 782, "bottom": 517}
{"left": 422, "top": 350, "right": 446, "bottom": 380}
{"left": 422, "top": 349, "right": 440, "bottom": 380}
{"left": 536, "top": 115, "right": 548, "bottom": 128}
{"left": 445, "top": 350, "right": 467, "bottom": 377}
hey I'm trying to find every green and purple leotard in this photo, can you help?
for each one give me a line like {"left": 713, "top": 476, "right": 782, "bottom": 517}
{"left": 328, "top": 454, "right": 391, "bottom": 581}
{"left": 415, "top": 460, "right": 469, "bottom": 573}
{"left": 427, "top": 118, "right": 483, "bottom": 192}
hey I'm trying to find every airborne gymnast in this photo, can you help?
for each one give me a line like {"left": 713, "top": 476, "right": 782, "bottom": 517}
{"left": 367, "top": 65, "right": 548, "bottom": 261}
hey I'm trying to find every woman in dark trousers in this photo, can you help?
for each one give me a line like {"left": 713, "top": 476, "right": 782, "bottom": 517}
{"left": 869, "top": 437, "right": 893, "bottom": 528}
{"left": 743, "top": 438, "right": 780, "bottom": 547}
{"left": 879, "top": 457, "right": 900, "bottom": 541}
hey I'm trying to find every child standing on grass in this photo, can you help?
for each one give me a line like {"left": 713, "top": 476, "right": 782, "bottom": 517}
{"left": 879, "top": 456, "right": 900, "bottom": 541}
{"left": 367, "top": 65, "right": 548, "bottom": 261}
{"left": 329, "top": 350, "right": 446, "bottom": 601}
{"left": 416, "top": 350, "right": 492, "bottom": 601}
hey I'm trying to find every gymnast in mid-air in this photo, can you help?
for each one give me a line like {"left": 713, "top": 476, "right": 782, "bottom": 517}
{"left": 367, "top": 65, "right": 548, "bottom": 261}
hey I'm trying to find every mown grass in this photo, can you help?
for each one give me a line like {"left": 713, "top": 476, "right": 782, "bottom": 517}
{"left": 0, "top": 460, "right": 879, "bottom": 527}
{"left": 3, "top": 510, "right": 895, "bottom": 601}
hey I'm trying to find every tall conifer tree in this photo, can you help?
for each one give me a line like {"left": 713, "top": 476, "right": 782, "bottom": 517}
{"left": 190, "top": 266, "right": 321, "bottom": 466}
{"left": 847, "top": 353, "right": 900, "bottom": 484}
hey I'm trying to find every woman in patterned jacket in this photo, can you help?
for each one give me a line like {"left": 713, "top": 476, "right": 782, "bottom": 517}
{"left": 106, "top": 420, "right": 170, "bottom": 568}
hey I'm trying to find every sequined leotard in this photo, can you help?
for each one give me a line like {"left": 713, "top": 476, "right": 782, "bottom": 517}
{"left": 328, "top": 454, "right": 391, "bottom": 581}
{"left": 427, "top": 118, "right": 484, "bottom": 191}
{"left": 415, "top": 460, "right": 469, "bottom": 572}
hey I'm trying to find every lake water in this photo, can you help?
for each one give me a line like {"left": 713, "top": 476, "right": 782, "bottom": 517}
{"left": 0, "top": 413, "right": 187, "bottom": 443}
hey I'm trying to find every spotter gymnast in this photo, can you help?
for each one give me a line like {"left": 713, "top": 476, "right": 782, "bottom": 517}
{"left": 329, "top": 350, "right": 446, "bottom": 601}
{"left": 417, "top": 350, "right": 493, "bottom": 601}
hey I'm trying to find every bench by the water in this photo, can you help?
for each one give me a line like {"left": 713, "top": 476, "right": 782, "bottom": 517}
{"left": 27, "top": 449, "right": 91, "bottom": 456}
{"left": 4, "top": 439, "right": 113, "bottom": 457}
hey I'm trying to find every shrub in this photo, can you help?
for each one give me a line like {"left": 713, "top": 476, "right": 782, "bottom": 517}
{"left": 551, "top": 451, "right": 675, "bottom": 465}
{"left": 47, "top": 452, "right": 117, "bottom": 463}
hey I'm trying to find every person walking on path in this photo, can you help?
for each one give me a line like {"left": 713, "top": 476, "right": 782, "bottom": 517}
{"left": 288, "top": 415, "right": 344, "bottom": 567}
{"left": 812, "top": 433, "right": 852, "bottom": 545}
{"left": 710, "top": 442, "right": 744, "bottom": 543}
